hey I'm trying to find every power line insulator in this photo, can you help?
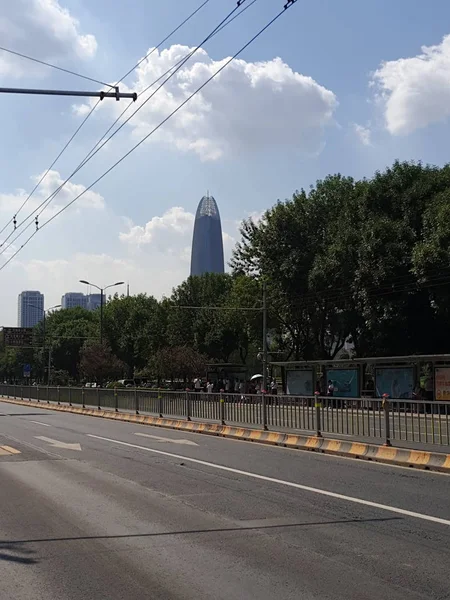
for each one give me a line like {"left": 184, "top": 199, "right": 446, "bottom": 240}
{"left": 13, "top": 215, "right": 16, "bottom": 230}
{"left": 35, "top": 216, "right": 39, "bottom": 230}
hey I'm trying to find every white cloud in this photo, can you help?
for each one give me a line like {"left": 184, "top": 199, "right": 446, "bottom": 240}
{"left": 353, "top": 123, "right": 372, "bottom": 146}
{"left": 74, "top": 44, "right": 337, "bottom": 160}
{"left": 0, "top": 169, "right": 105, "bottom": 220}
{"left": 119, "top": 206, "right": 194, "bottom": 248}
{"left": 0, "top": 0, "right": 97, "bottom": 79}
{"left": 373, "top": 34, "right": 450, "bottom": 135}
{"left": 120, "top": 205, "right": 237, "bottom": 266}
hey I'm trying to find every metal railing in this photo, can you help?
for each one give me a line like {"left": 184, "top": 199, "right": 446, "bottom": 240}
{"left": 0, "top": 384, "right": 449, "bottom": 447}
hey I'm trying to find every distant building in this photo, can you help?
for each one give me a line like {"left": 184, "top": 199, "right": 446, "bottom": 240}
{"left": 190, "top": 193, "right": 225, "bottom": 276}
{"left": 17, "top": 291, "right": 44, "bottom": 327}
{"left": 61, "top": 292, "right": 87, "bottom": 310}
{"left": 86, "top": 293, "right": 105, "bottom": 311}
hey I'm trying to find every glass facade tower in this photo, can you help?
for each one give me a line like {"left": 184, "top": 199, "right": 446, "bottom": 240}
{"left": 190, "top": 194, "right": 225, "bottom": 276}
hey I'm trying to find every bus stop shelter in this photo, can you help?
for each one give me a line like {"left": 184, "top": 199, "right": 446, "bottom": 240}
{"left": 270, "top": 354, "right": 450, "bottom": 400}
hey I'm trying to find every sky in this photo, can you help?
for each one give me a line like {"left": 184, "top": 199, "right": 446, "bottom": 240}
{"left": 1, "top": 0, "right": 450, "bottom": 325}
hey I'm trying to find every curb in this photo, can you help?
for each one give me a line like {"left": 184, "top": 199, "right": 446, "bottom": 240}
{"left": 2, "top": 397, "right": 450, "bottom": 472}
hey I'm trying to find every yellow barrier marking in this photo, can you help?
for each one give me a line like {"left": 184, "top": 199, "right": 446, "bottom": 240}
{"left": 325, "top": 440, "right": 342, "bottom": 452}
{"left": 249, "top": 430, "right": 263, "bottom": 440}
{"left": 443, "top": 455, "right": 450, "bottom": 470}
{"left": 305, "top": 437, "right": 321, "bottom": 448}
{"left": 350, "top": 443, "right": 368, "bottom": 455}
{"left": 285, "top": 435, "right": 300, "bottom": 446}
{"left": 408, "top": 451, "right": 431, "bottom": 466}
{"left": 376, "top": 447, "right": 398, "bottom": 460}
{"left": 267, "top": 432, "right": 282, "bottom": 443}
{"left": 0, "top": 445, "right": 21, "bottom": 455}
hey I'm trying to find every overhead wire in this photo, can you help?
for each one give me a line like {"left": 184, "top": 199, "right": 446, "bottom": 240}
{"left": 0, "top": 0, "right": 298, "bottom": 273}
{"left": 0, "top": 0, "right": 212, "bottom": 244}
{"left": 0, "top": 0, "right": 256, "bottom": 257}
{"left": 0, "top": 44, "right": 110, "bottom": 87}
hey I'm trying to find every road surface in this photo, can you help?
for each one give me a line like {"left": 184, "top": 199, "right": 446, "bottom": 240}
{"left": 0, "top": 400, "right": 449, "bottom": 600}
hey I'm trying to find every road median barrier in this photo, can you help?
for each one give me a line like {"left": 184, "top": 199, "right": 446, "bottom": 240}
{"left": 1, "top": 396, "right": 450, "bottom": 472}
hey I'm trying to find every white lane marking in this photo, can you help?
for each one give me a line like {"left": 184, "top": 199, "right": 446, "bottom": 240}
{"left": 35, "top": 436, "right": 82, "bottom": 451}
{"left": 135, "top": 433, "right": 198, "bottom": 446}
{"left": 87, "top": 434, "right": 450, "bottom": 528}
{"left": 30, "top": 420, "right": 51, "bottom": 427}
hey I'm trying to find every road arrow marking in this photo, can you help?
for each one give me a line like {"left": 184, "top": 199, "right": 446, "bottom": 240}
{"left": 134, "top": 433, "right": 198, "bottom": 446}
{"left": 35, "top": 436, "right": 82, "bottom": 451}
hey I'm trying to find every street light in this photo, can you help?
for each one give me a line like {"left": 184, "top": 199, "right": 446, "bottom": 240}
{"left": 79, "top": 280, "right": 124, "bottom": 345}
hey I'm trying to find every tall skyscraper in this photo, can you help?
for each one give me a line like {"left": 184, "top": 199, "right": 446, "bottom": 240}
{"left": 61, "top": 292, "right": 87, "bottom": 309}
{"left": 17, "top": 291, "right": 44, "bottom": 327}
{"left": 190, "top": 193, "right": 225, "bottom": 276}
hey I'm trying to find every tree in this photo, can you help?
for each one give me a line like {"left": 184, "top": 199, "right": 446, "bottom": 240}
{"left": 38, "top": 307, "right": 98, "bottom": 380}
{"left": 148, "top": 346, "right": 207, "bottom": 384}
{"left": 167, "top": 273, "right": 240, "bottom": 361}
{"left": 103, "top": 294, "right": 165, "bottom": 377}
{"left": 231, "top": 175, "right": 361, "bottom": 360}
{"left": 79, "top": 343, "right": 125, "bottom": 383}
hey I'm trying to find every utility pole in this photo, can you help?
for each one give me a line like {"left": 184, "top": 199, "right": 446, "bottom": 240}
{"left": 0, "top": 87, "right": 137, "bottom": 101}
{"left": 47, "top": 346, "right": 52, "bottom": 386}
{"left": 262, "top": 281, "right": 268, "bottom": 393}
{"left": 100, "top": 288, "right": 104, "bottom": 346}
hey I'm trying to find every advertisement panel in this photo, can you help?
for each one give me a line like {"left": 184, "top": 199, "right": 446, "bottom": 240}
{"left": 286, "top": 370, "right": 314, "bottom": 396}
{"left": 435, "top": 367, "right": 450, "bottom": 401}
{"left": 326, "top": 369, "right": 359, "bottom": 398}
{"left": 375, "top": 367, "right": 414, "bottom": 399}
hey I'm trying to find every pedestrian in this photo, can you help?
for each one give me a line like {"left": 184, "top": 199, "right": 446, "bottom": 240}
{"left": 327, "top": 380, "right": 334, "bottom": 396}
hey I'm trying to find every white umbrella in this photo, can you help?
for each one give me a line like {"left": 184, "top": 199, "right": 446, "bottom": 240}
{"left": 250, "top": 373, "right": 263, "bottom": 381}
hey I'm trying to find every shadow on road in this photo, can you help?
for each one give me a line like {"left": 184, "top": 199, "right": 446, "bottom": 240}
{"left": 1, "top": 516, "right": 400, "bottom": 547}
{"left": 0, "top": 542, "right": 38, "bottom": 564}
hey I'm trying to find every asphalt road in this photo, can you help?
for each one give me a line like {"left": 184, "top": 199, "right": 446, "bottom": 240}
{"left": 0, "top": 400, "right": 449, "bottom": 600}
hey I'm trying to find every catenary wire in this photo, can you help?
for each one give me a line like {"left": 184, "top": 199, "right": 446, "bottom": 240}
{"left": 0, "top": 0, "right": 211, "bottom": 242}
{"left": 0, "top": 0, "right": 255, "bottom": 256}
{"left": 0, "top": 1, "right": 298, "bottom": 273}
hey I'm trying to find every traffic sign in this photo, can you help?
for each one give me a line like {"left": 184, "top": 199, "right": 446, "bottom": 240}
{"left": 23, "top": 364, "right": 31, "bottom": 378}
{"left": 1, "top": 327, "right": 34, "bottom": 347}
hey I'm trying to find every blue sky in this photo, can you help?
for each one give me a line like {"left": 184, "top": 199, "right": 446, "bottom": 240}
{"left": 1, "top": 0, "right": 450, "bottom": 325}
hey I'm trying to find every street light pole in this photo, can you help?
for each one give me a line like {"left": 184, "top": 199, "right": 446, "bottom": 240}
{"left": 100, "top": 288, "right": 104, "bottom": 346}
{"left": 79, "top": 280, "right": 124, "bottom": 345}
{"left": 262, "top": 281, "right": 268, "bottom": 393}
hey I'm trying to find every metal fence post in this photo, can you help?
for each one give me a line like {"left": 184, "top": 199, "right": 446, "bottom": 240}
{"left": 47, "top": 385, "right": 50, "bottom": 404}
{"left": 186, "top": 390, "right": 191, "bottom": 421}
{"left": 114, "top": 387, "right": 118, "bottom": 412}
{"left": 69, "top": 386, "right": 72, "bottom": 406}
{"left": 158, "top": 389, "right": 163, "bottom": 417}
{"left": 315, "top": 392, "right": 322, "bottom": 437}
{"left": 135, "top": 387, "right": 139, "bottom": 415}
{"left": 97, "top": 386, "right": 101, "bottom": 410}
{"left": 20, "top": 385, "right": 23, "bottom": 401}
{"left": 37, "top": 385, "right": 40, "bottom": 402}
{"left": 383, "top": 394, "right": 391, "bottom": 446}
{"left": 220, "top": 389, "right": 225, "bottom": 425}
{"left": 262, "top": 391, "right": 268, "bottom": 430}
{"left": 57, "top": 386, "right": 61, "bottom": 405}
{"left": 82, "top": 388, "right": 85, "bottom": 409}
